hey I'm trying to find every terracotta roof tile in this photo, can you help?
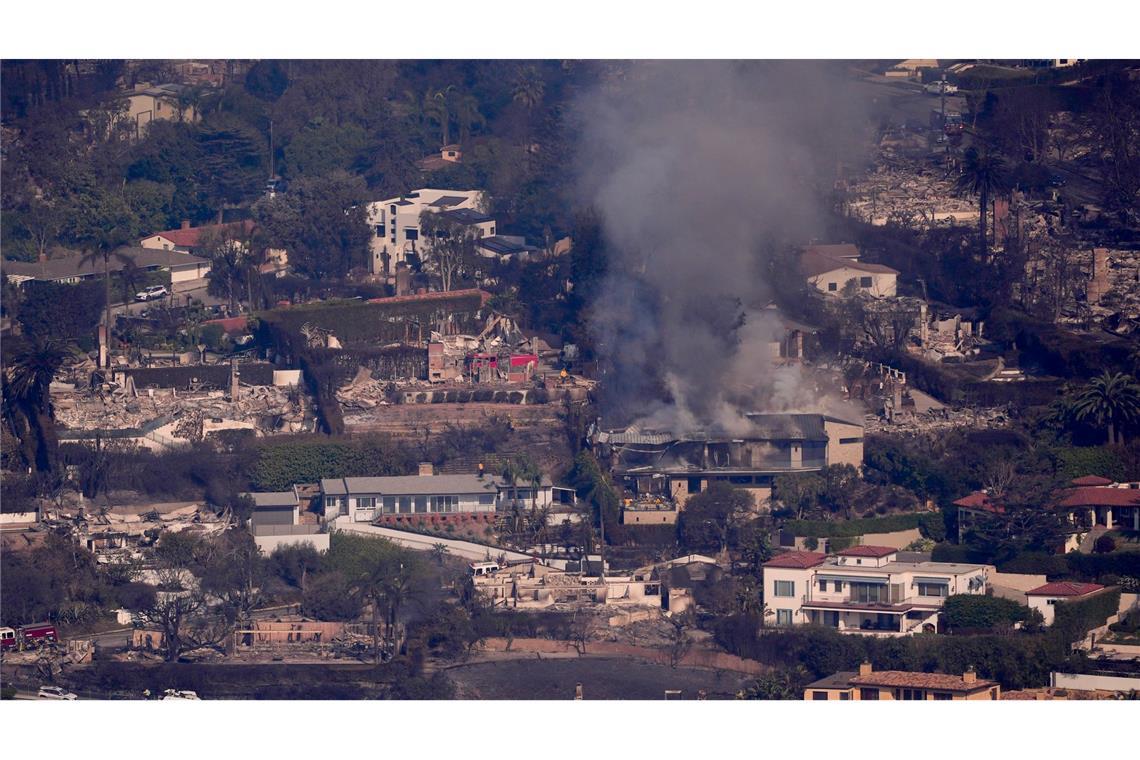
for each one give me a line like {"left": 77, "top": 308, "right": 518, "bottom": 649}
{"left": 836, "top": 545, "right": 897, "bottom": 558}
{"left": 763, "top": 551, "right": 827, "bottom": 569}
{"left": 1058, "top": 486, "right": 1140, "bottom": 508}
{"left": 953, "top": 491, "right": 1003, "bottom": 514}
{"left": 849, "top": 671, "right": 996, "bottom": 692}
{"left": 1025, "top": 582, "right": 1105, "bottom": 597}
{"left": 1070, "top": 475, "right": 1114, "bottom": 486}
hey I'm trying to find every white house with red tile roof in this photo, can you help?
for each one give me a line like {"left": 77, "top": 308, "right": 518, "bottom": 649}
{"left": 800, "top": 244, "right": 899, "bottom": 298}
{"left": 140, "top": 220, "right": 256, "bottom": 253}
{"left": 762, "top": 547, "right": 993, "bottom": 635}
{"left": 1025, "top": 582, "right": 1106, "bottom": 626}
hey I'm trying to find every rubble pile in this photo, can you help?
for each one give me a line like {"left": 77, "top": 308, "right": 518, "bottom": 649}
{"left": 846, "top": 160, "right": 978, "bottom": 228}
{"left": 864, "top": 405, "right": 1011, "bottom": 435}
{"left": 334, "top": 366, "right": 395, "bottom": 410}
{"left": 53, "top": 382, "right": 312, "bottom": 442}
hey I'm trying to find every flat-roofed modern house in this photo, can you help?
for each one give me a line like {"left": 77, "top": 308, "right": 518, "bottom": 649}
{"left": 365, "top": 189, "right": 494, "bottom": 277}
{"left": 804, "top": 662, "right": 1000, "bottom": 700}
{"left": 319, "top": 466, "right": 557, "bottom": 523}
{"left": 243, "top": 486, "right": 329, "bottom": 554}
{"left": 763, "top": 546, "right": 993, "bottom": 635}
{"left": 595, "top": 413, "right": 864, "bottom": 510}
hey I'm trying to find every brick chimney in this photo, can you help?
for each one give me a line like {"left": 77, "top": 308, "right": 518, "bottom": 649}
{"left": 858, "top": 660, "right": 873, "bottom": 677}
{"left": 181, "top": 219, "right": 191, "bottom": 230}
{"left": 418, "top": 462, "right": 434, "bottom": 477}
{"left": 963, "top": 666, "right": 977, "bottom": 685}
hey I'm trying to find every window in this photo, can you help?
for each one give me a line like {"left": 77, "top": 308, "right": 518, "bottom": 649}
{"left": 324, "top": 496, "right": 338, "bottom": 509}
{"left": 933, "top": 692, "right": 953, "bottom": 701}
{"left": 818, "top": 580, "right": 828, "bottom": 593}
{"left": 838, "top": 437, "right": 863, "bottom": 444}
{"left": 834, "top": 581, "right": 844, "bottom": 592}
{"left": 414, "top": 496, "right": 428, "bottom": 513}
{"left": 896, "top": 689, "right": 924, "bottom": 701}
{"left": 774, "top": 580, "right": 795, "bottom": 597}
{"left": 489, "top": 226, "right": 495, "bottom": 235}
{"left": 859, "top": 276, "right": 873, "bottom": 288}
{"left": 917, "top": 583, "right": 948, "bottom": 597}
{"left": 811, "top": 691, "right": 829, "bottom": 701}
{"left": 430, "top": 495, "right": 457, "bottom": 513}
{"left": 729, "top": 475, "right": 752, "bottom": 485}
{"left": 375, "top": 225, "right": 386, "bottom": 237}
{"left": 390, "top": 205, "right": 396, "bottom": 215}
{"left": 989, "top": 688, "right": 998, "bottom": 700}
{"left": 827, "top": 282, "right": 837, "bottom": 292}
{"left": 478, "top": 494, "right": 495, "bottom": 507}
{"left": 776, "top": 609, "right": 792, "bottom": 626}
{"left": 382, "top": 497, "right": 396, "bottom": 514}
{"left": 687, "top": 477, "right": 702, "bottom": 494}
{"left": 405, "top": 228, "right": 419, "bottom": 241}
{"left": 398, "top": 496, "right": 413, "bottom": 514}
{"left": 860, "top": 688, "right": 879, "bottom": 700}
{"left": 356, "top": 496, "right": 376, "bottom": 510}
{"left": 645, "top": 584, "right": 660, "bottom": 596}
{"left": 839, "top": 692, "right": 850, "bottom": 701}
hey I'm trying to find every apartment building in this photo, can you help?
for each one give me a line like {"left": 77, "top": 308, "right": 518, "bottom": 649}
{"left": 365, "top": 189, "right": 494, "bottom": 277}
{"left": 763, "top": 546, "right": 992, "bottom": 635}
{"left": 804, "top": 662, "right": 1000, "bottom": 700}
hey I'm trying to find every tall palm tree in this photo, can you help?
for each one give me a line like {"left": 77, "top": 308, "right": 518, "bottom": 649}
{"left": 2, "top": 338, "right": 76, "bottom": 473}
{"left": 1072, "top": 371, "right": 1140, "bottom": 446}
{"left": 955, "top": 145, "right": 1010, "bottom": 261}
{"left": 455, "top": 93, "right": 485, "bottom": 144}
{"left": 422, "top": 86, "right": 456, "bottom": 147}
{"left": 78, "top": 245, "right": 137, "bottom": 368}
{"left": 511, "top": 65, "right": 545, "bottom": 112}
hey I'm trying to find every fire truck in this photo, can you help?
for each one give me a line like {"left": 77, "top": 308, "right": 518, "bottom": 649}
{"left": 0, "top": 622, "right": 59, "bottom": 651}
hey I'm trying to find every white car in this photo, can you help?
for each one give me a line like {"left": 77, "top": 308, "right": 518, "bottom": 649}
{"left": 38, "top": 686, "right": 77, "bottom": 700}
{"left": 925, "top": 81, "right": 958, "bottom": 95}
{"left": 161, "top": 689, "right": 200, "bottom": 700}
{"left": 136, "top": 285, "right": 170, "bottom": 302}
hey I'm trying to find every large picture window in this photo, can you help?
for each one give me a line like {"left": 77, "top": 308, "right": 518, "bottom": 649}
{"left": 776, "top": 610, "right": 792, "bottom": 625}
{"left": 917, "top": 583, "right": 948, "bottom": 597}
{"left": 774, "top": 580, "right": 795, "bottom": 597}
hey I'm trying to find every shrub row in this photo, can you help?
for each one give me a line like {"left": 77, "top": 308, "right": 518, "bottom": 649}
{"left": 1053, "top": 588, "right": 1122, "bottom": 643}
{"left": 783, "top": 513, "right": 922, "bottom": 538}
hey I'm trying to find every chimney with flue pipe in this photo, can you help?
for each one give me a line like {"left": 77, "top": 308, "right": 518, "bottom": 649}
{"left": 858, "top": 660, "right": 873, "bottom": 677}
{"left": 963, "top": 666, "right": 977, "bottom": 685}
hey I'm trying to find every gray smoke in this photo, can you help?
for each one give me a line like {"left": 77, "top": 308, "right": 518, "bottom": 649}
{"left": 574, "top": 61, "right": 870, "bottom": 434}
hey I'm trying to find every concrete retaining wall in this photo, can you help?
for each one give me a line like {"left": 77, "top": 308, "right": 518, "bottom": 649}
{"left": 254, "top": 532, "right": 330, "bottom": 555}
{"left": 332, "top": 520, "right": 567, "bottom": 569}
{"left": 475, "top": 637, "right": 768, "bottom": 675}
{"left": 1050, "top": 672, "right": 1140, "bottom": 692}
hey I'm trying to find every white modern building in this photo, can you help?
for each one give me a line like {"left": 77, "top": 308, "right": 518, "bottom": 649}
{"left": 365, "top": 189, "right": 494, "bottom": 277}
{"left": 763, "top": 546, "right": 993, "bottom": 636}
{"left": 318, "top": 466, "right": 562, "bottom": 523}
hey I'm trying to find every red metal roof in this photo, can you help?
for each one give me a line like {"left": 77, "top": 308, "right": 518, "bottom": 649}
{"left": 1058, "top": 486, "right": 1140, "bottom": 508}
{"left": 1026, "top": 582, "right": 1105, "bottom": 597}
{"left": 1071, "top": 475, "right": 1114, "bottom": 487}
{"left": 836, "top": 545, "right": 897, "bottom": 558}
{"left": 763, "top": 551, "right": 827, "bottom": 569}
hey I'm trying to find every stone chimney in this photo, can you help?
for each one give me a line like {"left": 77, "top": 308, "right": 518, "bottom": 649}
{"left": 859, "top": 660, "right": 873, "bottom": 677}
{"left": 418, "top": 462, "right": 434, "bottom": 477}
{"left": 963, "top": 666, "right": 977, "bottom": 685}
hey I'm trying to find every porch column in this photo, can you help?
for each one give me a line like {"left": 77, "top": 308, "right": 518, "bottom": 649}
{"left": 1133, "top": 508, "right": 1139, "bottom": 532}
{"left": 1089, "top": 509, "right": 1096, "bottom": 527}
{"left": 1106, "top": 507, "right": 1114, "bottom": 529}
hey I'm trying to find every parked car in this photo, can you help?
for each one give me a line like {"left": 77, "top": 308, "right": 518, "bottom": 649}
{"left": 925, "top": 81, "right": 958, "bottom": 95}
{"left": 1048, "top": 174, "right": 1067, "bottom": 187}
{"left": 136, "top": 285, "right": 170, "bottom": 302}
{"left": 37, "top": 686, "right": 77, "bottom": 700}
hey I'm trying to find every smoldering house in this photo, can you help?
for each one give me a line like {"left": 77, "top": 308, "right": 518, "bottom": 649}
{"left": 594, "top": 413, "right": 863, "bottom": 515}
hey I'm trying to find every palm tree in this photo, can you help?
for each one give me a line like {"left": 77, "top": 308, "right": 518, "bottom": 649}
{"left": 511, "top": 65, "right": 545, "bottom": 112}
{"left": 1072, "top": 371, "right": 1140, "bottom": 446}
{"left": 2, "top": 338, "right": 76, "bottom": 473}
{"left": 954, "top": 145, "right": 1010, "bottom": 261}
{"left": 422, "top": 86, "right": 456, "bottom": 147}
{"left": 455, "top": 93, "right": 485, "bottom": 144}
{"left": 501, "top": 459, "right": 523, "bottom": 534}
{"left": 78, "top": 245, "right": 138, "bottom": 368}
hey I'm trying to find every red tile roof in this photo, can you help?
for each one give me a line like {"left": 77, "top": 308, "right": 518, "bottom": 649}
{"left": 763, "top": 551, "right": 827, "bottom": 569}
{"left": 145, "top": 220, "right": 255, "bottom": 249}
{"left": 849, "top": 670, "right": 997, "bottom": 692}
{"left": 836, "top": 545, "right": 897, "bottom": 558}
{"left": 953, "top": 491, "right": 1003, "bottom": 514}
{"left": 1071, "top": 475, "right": 1114, "bottom": 487}
{"left": 1025, "top": 582, "right": 1105, "bottom": 597}
{"left": 800, "top": 249, "right": 899, "bottom": 278}
{"left": 1058, "top": 486, "right": 1140, "bottom": 508}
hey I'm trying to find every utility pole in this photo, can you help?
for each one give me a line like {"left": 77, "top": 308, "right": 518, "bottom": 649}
{"left": 940, "top": 74, "right": 948, "bottom": 159}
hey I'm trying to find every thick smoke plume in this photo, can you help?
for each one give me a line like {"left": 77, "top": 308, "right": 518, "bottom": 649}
{"left": 574, "top": 61, "right": 870, "bottom": 434}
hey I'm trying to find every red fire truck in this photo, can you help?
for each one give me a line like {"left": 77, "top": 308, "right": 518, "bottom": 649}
{"left": 0, "top": 623, "right": 59, "bottom": 651}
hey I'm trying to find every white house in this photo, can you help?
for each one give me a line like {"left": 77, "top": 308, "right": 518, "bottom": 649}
{"left": 243, "top": 487, "right": 329, "bottom": 554}
{"left": 365, "top": 189, "right": 495, "bottom": 277}
{"left": 1025, "top": 582, "right": 1106, "bottom": 627}
{"left": 763, "top": 546, "right": 993, "bottom": 635}
{"left": 319, "top": 466, "right": 556, "bottom": 523}
{"left": 801, "top": 244, "right": 899, "bottom": 298}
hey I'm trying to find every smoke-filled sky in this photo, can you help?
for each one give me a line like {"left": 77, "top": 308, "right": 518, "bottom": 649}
{"left": 574, "top": 61, "right": 872, "bottom": 434}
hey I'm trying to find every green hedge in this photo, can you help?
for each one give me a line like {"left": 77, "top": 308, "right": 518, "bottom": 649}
{"left": 251, "top": 436, "right": 416, "bottom": 491}
{"left": 1053, "top": 588, "right": 1121, "bottom": 644}
{"left": 942, "top": 594, "right": 1034, "bottom": 630}
{"left": 784, "top": 513, "right": 921, "bottom": 538}
{"left": 1067, "top": 552, "right": 1140, "bottom": 581}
